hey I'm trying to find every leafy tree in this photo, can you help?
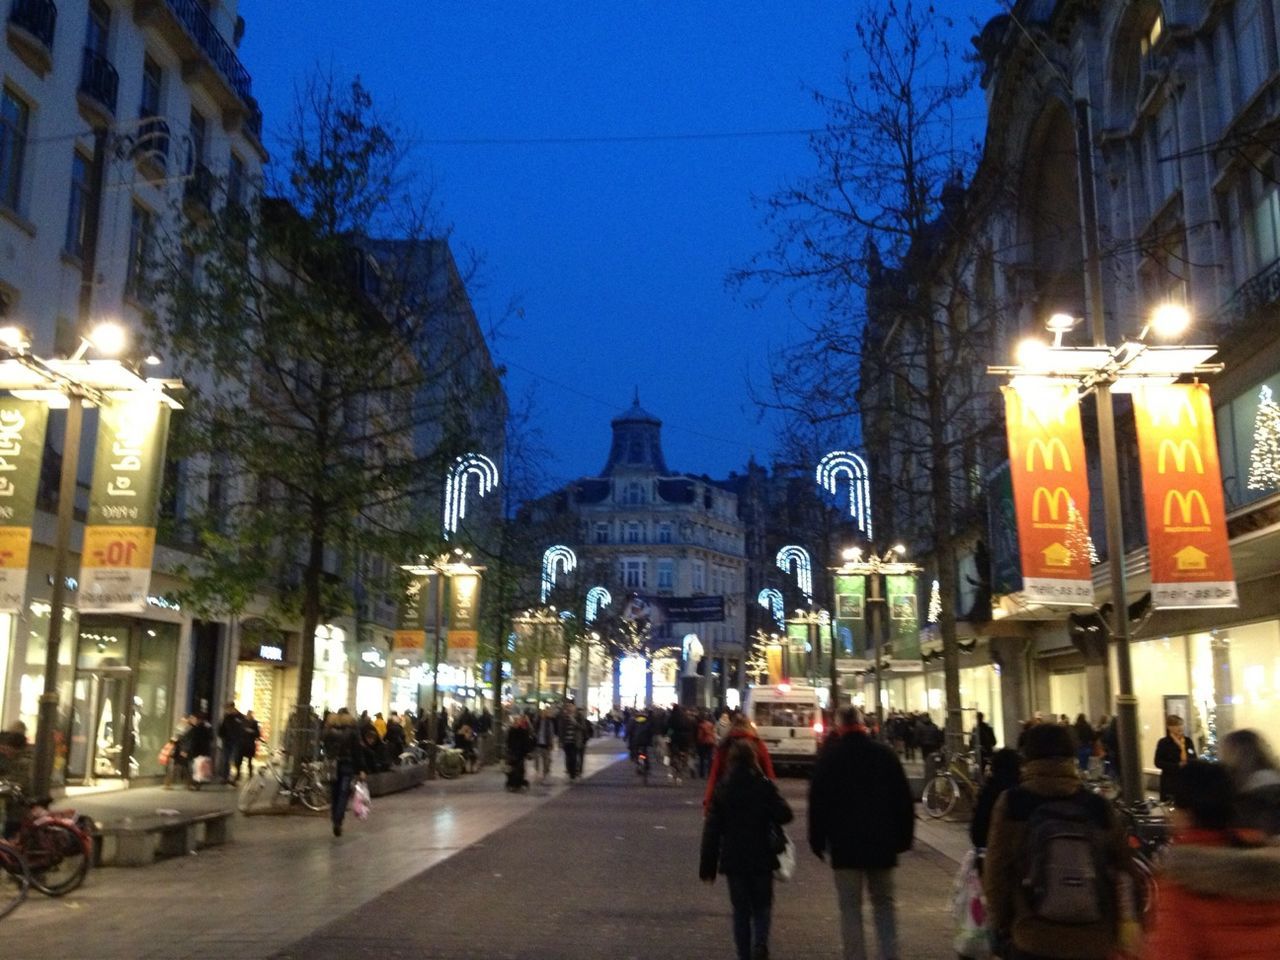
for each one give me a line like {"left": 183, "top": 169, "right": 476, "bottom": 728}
{"left": 145, "top": 74, "right": 502, "bottom": 746}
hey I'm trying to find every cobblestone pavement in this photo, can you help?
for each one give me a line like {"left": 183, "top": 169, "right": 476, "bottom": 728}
{"left": 9, "top": 741, "right": 966, "bottom": 960}
{"left": 276, "top": 757, "right": 960, "bottom": 960}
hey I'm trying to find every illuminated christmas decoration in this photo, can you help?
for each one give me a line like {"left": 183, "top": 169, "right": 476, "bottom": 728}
{"left": 1248, "top": 384, "right": 1280, "bottom": 490}
{"left": 928, "top": 579, "right": 941, "bottom": 624}
{"left": 540, "top": 545, "right": 577, "bottom": 603}
{"left": 776, "top": 545, "right": 813, "bottom": 600}
{"left": 816, "top": 451, "right": 873, "bottom": 538}
{"left": 443, "top": 453, "right": 499, "bottom": 540}
{"left": 757, "top": 588, "right": 784, "bottom": 628}
{"left": 1066, "top": 498, "right": 1099, "bottom": 566}
{"left": 585, "top": 586, "right": 612, "bottom": 624}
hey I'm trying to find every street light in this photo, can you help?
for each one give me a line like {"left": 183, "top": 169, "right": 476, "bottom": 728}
{"left": 832, "top": 546, "right": 923, "bottom": 730}
{"left": 987, "top": 303, "right": 1221, "bottom": 803}
{"left": 1, "top": 324, "right": 182, "bottom": 798}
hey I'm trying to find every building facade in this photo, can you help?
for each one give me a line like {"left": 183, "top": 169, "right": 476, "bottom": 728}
{"left": 865, "top": 0, "right": 1280, "bottom": 767}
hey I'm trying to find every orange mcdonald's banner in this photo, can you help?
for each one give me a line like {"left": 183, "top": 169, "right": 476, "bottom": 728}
{"left": 1132, "top": 384, "right": 1238, "bottom": 609}
{"left": 1003, "top": 384, "right": 1095, "bottom": 606}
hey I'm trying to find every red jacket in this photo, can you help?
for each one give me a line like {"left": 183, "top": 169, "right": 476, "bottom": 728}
{"left": 1142, "top": 828, "right": 1280, "bottom": 960}
{"left": 703, "top": 727, "right": 776, "bottom": 812}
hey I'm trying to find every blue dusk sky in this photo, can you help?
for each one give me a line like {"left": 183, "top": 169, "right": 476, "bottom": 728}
{"left": 240, "top": 1, "right": 994, "bottom": 489}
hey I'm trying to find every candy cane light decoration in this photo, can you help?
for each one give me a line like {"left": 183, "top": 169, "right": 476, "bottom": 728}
{"left": 443, "top": 453, "right": 499, "bottom": 540}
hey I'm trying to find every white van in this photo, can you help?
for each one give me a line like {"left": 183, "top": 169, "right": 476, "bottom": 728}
{"left": 745, "top": 683, "right": 825, "bottom": 771}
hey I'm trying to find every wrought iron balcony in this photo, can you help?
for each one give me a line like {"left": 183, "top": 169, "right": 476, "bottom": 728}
{"left": 1212, "top": 256, "right": 1280, "bottom": 333}
{"left": 159, "top": 0, "right": 261, "bottom": 140}
{"left": 78, "top": 46, "right": 118, "bottom": 119}
{"left": 8, "top": 0, "right": 56, "bottom": 49}
{"left": 132, "top": 114, "right": 171, "bottom": 177}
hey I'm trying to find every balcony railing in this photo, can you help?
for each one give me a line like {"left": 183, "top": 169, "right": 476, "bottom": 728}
{"left": 164, "top": 0, "right": 260, "bottom": 138}
{"left": 8, "top": 0, "right": 57, "bottom": 49}
{"left": 79, "top": 46, "right": 118, "bottom": 116}
{"left": 134, "top": 114, "right": 171, "bottom": 170}
{"left": 1212, "top": 256, "right": 1280, "bottom": 332}
{"left": 183, "top": 160, "right": 214, "bottom": 210}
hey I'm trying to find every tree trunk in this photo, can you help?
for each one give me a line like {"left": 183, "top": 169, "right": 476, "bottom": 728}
{"left": 290, "top": 504, "right": 327, "bottom": 771}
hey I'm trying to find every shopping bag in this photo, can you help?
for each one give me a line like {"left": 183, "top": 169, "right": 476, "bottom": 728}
{"left": 192, "top": 755, "right": 213, "bottom": 783}
{"left": 774, "top": 829, "right": 796, "bottom": 883}
{"left": 951, "top": 848, "right": 991, "bottom": 959}
{"left": 352, "top": 781, "right": 372, "bottom": 821}
{"left": 157, "top": 741, "right": 174, "bottom": 767}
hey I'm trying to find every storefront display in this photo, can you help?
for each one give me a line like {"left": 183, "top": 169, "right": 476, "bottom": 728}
{"left": 310, "top": 624, "right": 350, "bottom": 714}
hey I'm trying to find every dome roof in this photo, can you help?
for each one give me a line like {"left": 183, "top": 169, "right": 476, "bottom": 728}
{"left": 611, "top": 388, "right": 661, "bottom": 426}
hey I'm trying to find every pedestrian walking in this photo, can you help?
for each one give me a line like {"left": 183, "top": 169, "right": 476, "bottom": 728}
{"left": 808, "top": 706, "right": 914, "bottom": 960}
{"left": 184, "top": 713, "right": 215, "bottom": 789}
{"left": 162, "top": 714, "right": 193, "bottom": 789}
{"left": 505, "top": 715, "right": 534, "bottom": 791}
{"left": 322, "top": 708, "right": 367, "bottom": 837}
{"left": 984, "top": 722, "right": 1133, "bottom": 960}
{"left": 1155, "top": 713, "right": 1197, "bottom": 802}
{"left": 559, "top": 702, "right": 587, "bottom": 780}
{"left": 216, "top": 701, "right": 244, "bottom": 783}
{"left": 1219, "top": 728, "right": 1280, "bottom": 836}
{"left": 701, "top": 739, "right": 794, "bottom": 960}
{"left": 704, "top": 713, "right": 777, "bottom": 812}
{"left": 533, "top": 706, "right": 557, "bottom": 783}
{"left": 696, "top": 710, "right": 717, "bottom": 778}
{"left": 237, "top": 709, "right": 262, "bottom": 780}
{"left": 970, "top": 747, "right": 1021, "bottom": 851}
{"left": 970, "top": 711, "right": 997, "bottom": 768}
{"left": 1141, "top": 759, "right": 1280, "bottom": 960}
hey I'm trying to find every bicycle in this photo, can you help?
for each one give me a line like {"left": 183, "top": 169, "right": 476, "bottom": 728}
{"left": 1114, "top": 798, "right": 1171, "bottom": 925}
{"left": 0, "top": 839, "right": 31, "bottom": 920}
{"left": 922, "top": 750, "right": 981, "bottom": 819}
{"left": 238, "top": 751, "right": 329, "bottom": 811}
{"left": 0, "top": 783, "right": 91, "bottom": 896}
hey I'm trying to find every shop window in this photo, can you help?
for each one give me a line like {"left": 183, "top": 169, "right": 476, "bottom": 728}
{"left": 1216, "top": 371, "right": 1280, "bottom": 510}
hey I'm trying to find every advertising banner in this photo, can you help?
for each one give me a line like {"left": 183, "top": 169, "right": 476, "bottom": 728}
{"left": 1002, "top": 384, "right": 1095, "bottom": 606}
{"left": 80, "top": 398, "right": 170, "bottom": 612}
{"left": 833, "top": 573, "right": 868, "bottom": 656}
{"left": 621, "top": 593, "right": 724, "bottom": 623}
{"left": 447, "top": 572, "right": 481, "bottom": 665}
{"left": 885, "top": 574, "right": 920, "bottom": 659}
{"left": 1132, "top": 384, "right": 1238, "bottom": 609}
{"left": 0, "top": 399, "right": 48, "bottom": 612}
{"left": 393, "top": 574, "right": 428, "bottom": 662}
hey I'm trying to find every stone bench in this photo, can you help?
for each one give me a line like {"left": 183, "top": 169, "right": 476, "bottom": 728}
{"left": 367, "top": 762, "right": 431, "bottom": 797}
{"left": 93, "top": 808, "right": 234, "bottom": 867}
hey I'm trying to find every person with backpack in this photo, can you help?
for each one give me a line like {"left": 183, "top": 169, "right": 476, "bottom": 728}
{"left": 984, "top": 722, "right": 1135, "bottom": 960}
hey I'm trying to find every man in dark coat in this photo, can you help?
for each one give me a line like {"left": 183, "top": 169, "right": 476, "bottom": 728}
{"left": 809, "top": 706, "right": 914, "bottom": 960}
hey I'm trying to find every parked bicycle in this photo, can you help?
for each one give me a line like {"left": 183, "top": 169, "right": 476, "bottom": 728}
{"left": 0, "top": 782, "right": 91, "bottom": 896}
{"left": 238, "top": 751, "right": 329, "bottom": 812}
{"left": 922, "top": 750, "right": 981, "bottom": 819}
{"left": 0, "top": 839, "right": 31, "bottom": 920}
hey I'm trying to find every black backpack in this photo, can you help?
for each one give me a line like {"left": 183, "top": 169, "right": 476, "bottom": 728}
{"left": 1007, "top": 788, "right": 1114, "bottom": 925}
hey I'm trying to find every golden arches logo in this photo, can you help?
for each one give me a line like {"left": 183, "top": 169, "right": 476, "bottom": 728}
{"left": 1032, "top": 486, "right": 1070, "bottom": 522}
{"left": 1163, "top": 489, "right": 1211, "bottom": 527}
{"left": 1026, "top": 437, "right": 1071, "bottom": 472}
{"left": 1156, "top": 438, "right": 1204, "bottom": 474}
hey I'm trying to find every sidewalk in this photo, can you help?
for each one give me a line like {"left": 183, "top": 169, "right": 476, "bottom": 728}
{"left": 7, "top": 741, "right": 628, "bottom": 960}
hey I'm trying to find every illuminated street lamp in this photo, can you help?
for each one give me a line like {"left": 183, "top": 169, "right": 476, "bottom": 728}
{"left": 832, "top": 545, "right": 922, "bottom": 729}
{"left": 0, "top": 321, "right": 183, "bottom": 797}
{"left": 987, "top": 302, "right": 1220, "bottom": 802}
{"left": 402, "top": 549, "right": 485, "bottom": 757}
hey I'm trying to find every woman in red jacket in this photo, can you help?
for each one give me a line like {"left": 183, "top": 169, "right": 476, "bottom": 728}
{"left": 1143, "top": 760, "right": 1280, "bottom": 960}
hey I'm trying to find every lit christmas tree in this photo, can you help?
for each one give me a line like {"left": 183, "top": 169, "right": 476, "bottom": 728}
{"left": 1067, "top": 499, "right": 1099, "bottom": 566}
{"left": 928, "top": 579, "right": 942, "bottom": 623}
{"left": 1248, "top": 384, "right": 1280, "bottom": 490}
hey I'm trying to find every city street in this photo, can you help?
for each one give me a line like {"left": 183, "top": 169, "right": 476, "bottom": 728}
{"left": 8, "top": 742, "right": 960, "bottom": 960}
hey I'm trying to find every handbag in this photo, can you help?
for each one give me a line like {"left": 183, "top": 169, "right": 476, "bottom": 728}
{"left": 774, "top": 829, "right": 796, "bottom": 883}
{"left": 951, "top": 848, "right": 991, "bottom": 959}
{"left": 192, "top": 755, "right": 213, "bottom": 783}
{"left": 352, "top": 781, "right": 372, "bottom": 821}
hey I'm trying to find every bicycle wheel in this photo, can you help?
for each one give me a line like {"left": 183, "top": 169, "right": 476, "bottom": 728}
{"left": 0, "top": 842, "right": 30, "bottom": 920}
{"left": 436, "top": 750, "right": 463, "bottom": 780}
{"left": 922, "top": 774, "right": 959, "bottom": 819}
{"left": 22, "top": 821, "right": 89, "bottom": 897}
{"left": 297, "top": 774, "right": 330, "bottom": 812}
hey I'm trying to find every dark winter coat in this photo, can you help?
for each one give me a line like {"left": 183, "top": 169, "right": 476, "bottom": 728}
{"left": 703, "top": 728, "right": 777, "bottom": 812}
{"left": 1143, "top": 828, "right": 1280, "bottom": 960}
{"left": 182, "top": 720, "right": 214, "bottom": 758}
{"left": 506, "top": 723, "right": 534, "bottom": 761}
{"left": 322, "top": 715, "right": 367, "bottom": 775}
{"left": 983, "top": 757, "right": 1129, "bottom": 960}
{"left": 969, "top": 775, "right": 1018, "bottom": 850}
{"left": 240, "top": 718, "right": 261, "bottom": 757}
{"left": 700, "top": 766, "right": 793, "bottom": 880}
{"left": 807, "top": 725, "right": 914, "bottom": 869}
{"left": 1237, "top": 771, "right": 1280, "bottom": 836}
{"left": 1155, "top": 734, "right": 1197, "bottom": 800}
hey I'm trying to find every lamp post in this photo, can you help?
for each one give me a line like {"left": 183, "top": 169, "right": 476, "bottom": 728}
{"left": 988, "top": 303, "right": 1220, "bottom": 802}
{"left": 0, "top": 322, "right": 181, "bottom": 798}
{"left": 833, "top": 545, "right": 921, "bottom": 731}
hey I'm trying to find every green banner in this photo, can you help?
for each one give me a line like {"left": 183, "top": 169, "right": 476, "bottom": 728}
{"left": 0, "top": 399, "right": 49, "bottom": 612}
{"left": 80, "top": 399, "right": 171, "bottom": 612}
{"left": 885, "top": 574, "right": 920, "bottom": 660}
{"left": 833, "top": 573, "right": 868, "bottom": 657}
{"left": 393, "top": 573, "right": 428, "bottom": 659}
